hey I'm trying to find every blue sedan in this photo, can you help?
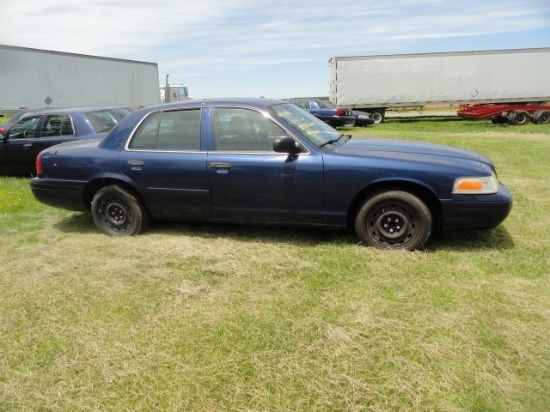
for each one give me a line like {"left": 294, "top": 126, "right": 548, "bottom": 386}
{"left": 30, "top": 98, "right": 512, "bottom": 250}
{"left": 1, "top": 107, "right": 132, "bottom": 176}
{"left": 353, "top": 110, "right": 375, "bottom": 127}
{"left": 286, "top": 98, "right": 355, "bottom": 128}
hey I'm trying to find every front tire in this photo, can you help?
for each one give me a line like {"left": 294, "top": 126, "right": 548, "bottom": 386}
{"left": 355, "top": 191, "right": 432, "bottom": 250}
{"left": 91, "top": 185, "right": 150, "bottom": 236}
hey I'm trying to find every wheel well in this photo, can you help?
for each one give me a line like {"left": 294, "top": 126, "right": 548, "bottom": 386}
{"left": 347, "top": 181, "right": 442, "bottom": 227}
{"left": 82, "top": 178, "right": 144, "bottom": 212}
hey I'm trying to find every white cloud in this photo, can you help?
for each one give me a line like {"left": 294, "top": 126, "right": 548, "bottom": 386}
{"left": 4, "top": 0, "right": 548, "bottom": 56}
{"left": 2, "top": 0, "right": 549, "bottom": 97}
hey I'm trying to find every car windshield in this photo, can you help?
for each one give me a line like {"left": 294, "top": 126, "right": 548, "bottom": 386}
{"left": 315, "top": 100, "right": 337, "bottom": 109}
{"left": 9, "top": 111, "right": 28, "bottom": 123}
{"left": 269, "top": 103, "right": 341, "bottom": 147}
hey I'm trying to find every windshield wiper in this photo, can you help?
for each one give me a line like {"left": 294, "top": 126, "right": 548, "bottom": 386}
{"left": 319, "top": 134, "right": 351, "bottom": 148}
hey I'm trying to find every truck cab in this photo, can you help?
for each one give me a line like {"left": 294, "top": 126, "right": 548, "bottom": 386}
{"left": 160, "top": 84, "right": 189, "bottom": 103}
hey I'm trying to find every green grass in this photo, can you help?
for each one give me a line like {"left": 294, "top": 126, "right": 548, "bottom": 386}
{"left": 1, "top": 117, "right": 549, "bottom": 411}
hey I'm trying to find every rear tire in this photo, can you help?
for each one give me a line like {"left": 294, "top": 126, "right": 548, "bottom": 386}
{"left": 507, "top": 110, "right": 531, "bottom": 125}
{"left": 355, "top": 191, "right": 432, "bottom": 250}
{"left": 532, "top": 110, "right": 550, "bottom": 124}
{"left": 369, "top": 109, "right": 385, "bottom": 124}
{"left": 92, "top": 185, "right": 150, "bottom": 236}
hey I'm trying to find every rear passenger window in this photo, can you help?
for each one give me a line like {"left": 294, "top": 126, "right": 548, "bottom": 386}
{"left": 130, "top": 113, "right": 160, "bottom": 149}
{"left": 157, "top": 110, "right": 201, "bottom": 151}
{"left": 129, "top": 109, "right": 201, "bottom": 151}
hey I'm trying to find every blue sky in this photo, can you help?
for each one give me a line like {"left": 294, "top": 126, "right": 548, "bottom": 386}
{"left": 3, "top": 0, "right": 550, "bottom": 99}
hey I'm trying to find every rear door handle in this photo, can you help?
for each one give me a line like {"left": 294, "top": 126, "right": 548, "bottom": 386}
{"left": 128, "top": 160, "right": 145, "bottom": 170}
{"left": 23, "top": 143, "right": 33, "bottom": 149}
{"left": 210, "top": 162, "right": 231, "bottom": 174}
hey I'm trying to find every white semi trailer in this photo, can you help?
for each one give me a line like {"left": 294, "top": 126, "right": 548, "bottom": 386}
{"left": 329, "top": 48, "right": 550, "bottom": 123}
{"left": 0, "top": 44, "right": 161, "bottom": 113}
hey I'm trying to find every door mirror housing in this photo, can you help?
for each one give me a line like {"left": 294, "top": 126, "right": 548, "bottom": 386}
{"left": 273, "top": 136, "right": 303, "bottom": 154}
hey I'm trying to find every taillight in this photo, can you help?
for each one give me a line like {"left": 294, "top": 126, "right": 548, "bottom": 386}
{"left": 336, "top": 108, "right": 344, "bottom": 116}
{"left": 36, "top": 154, "right": 42, "bottom": 176}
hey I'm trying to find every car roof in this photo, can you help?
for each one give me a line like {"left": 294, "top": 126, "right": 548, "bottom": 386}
{"left": 153, "top": 98, "right": 284, "bottom": 111}
{"left": 17, "top": 106, "right": 131, "bottom": 117}
{"left": 285, "top": 97, "right": 322, "bottom": 101}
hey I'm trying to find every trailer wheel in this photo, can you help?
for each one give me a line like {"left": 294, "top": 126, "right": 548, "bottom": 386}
{"left": 532, "top": 110, "right": 550, "bottom": 124}
{"left": 491, "top": 115, "right": 507, "bottom": 124}
{"left": 369, "top": 109, "right": 385, "bottom": 124}
{"left": 507, "top": 110, "right": 531, "bottom": 125}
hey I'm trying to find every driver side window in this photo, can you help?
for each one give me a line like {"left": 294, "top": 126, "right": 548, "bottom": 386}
{"left": 212, "top": 108, "right": 289, "bottom": 152}
{"left": 7, "top": 116, "right": 41, "bottom": 139}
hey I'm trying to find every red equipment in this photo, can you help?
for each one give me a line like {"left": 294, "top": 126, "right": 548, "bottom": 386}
{"left": 457, "top": 104, "right": 550, "bottom": 125}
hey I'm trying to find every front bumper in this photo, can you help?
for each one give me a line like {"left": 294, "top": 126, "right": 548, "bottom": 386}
{"left": 327, "top": 115, "right": 356, "bottom": 128}
{"left": 355, "top": 117, "right": 374, "bottom": 127}
{"left": 440, "top": 183, "right": 513, "bottom": 231}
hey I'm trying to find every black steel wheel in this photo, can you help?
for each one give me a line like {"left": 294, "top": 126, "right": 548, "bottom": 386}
{"left": 91, "top": 185, "right": 150, "bottom": 236}
{"left": 355, "top": 191, "right": 432, "bottom": 250}
{"left": 533, "top": 110, "right": 550, "bottom": 124}
{"left": 507, "top": 110, "right": 531, "bottom": 125}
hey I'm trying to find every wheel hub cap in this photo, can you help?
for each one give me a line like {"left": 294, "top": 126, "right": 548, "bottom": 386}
{"left": 105, "top": 202, "right": 128, "bottom": 227}
{"left": 375, "top": 210, "right": 409, "bottom": 239}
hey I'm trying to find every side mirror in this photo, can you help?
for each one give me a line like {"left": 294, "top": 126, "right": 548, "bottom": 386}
{"left": 273, "top": 136, "right": 303, "bottom": 154}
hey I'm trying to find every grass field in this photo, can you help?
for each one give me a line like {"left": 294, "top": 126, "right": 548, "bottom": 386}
{"left": 1, "top": 117, "right": 549, "bottom": 411}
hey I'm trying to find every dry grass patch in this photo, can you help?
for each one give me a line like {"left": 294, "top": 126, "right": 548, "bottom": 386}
{"left": 1, "top": 120, "right": 550, "bottom": 410}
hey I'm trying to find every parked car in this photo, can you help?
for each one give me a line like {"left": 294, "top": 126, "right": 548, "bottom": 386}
{"left": 286, "top": 98, "right": 355, "bottom": 128}
{"left": 0, "top": 108, "right": 58, "bottom": 136}
{"left": 1, "top": 107, "right": 133, "bottom": 176}
{"left": 30, "top": 98, "right": 512, "bottom": 250}
{"left": 353, "top": 110, "right": 374, "bottom": 126}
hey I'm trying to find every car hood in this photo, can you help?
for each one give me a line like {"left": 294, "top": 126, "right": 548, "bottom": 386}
{"left": 335, "top": 136, "right": 487, "bottom": 165}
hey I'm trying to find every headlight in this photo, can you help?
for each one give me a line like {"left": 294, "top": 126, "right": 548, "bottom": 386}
{"left": 453, "top": 173, "right": 498, "bottom": 194}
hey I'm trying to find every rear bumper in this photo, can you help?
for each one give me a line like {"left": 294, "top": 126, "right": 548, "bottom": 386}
{"left": 30, "top": 178, "right": 88, "bottom": 212}
{"left": 440, "top": 184, "right": 513, "bottom": 231}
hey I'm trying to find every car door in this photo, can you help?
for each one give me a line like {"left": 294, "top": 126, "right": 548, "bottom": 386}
{"left": 207, "top": 107, "right": 325, "bottom": 224}
{"left": 0, "top": 115, "right": 43, "bottom": 175}
{"left": 0, "top": 114, "right": 78, "bottom": 176}
{"left": 119, "top": 108, "right": 211, "bottom": 219}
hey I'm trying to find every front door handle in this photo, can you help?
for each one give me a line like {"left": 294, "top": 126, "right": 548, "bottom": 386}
{"left": 210, "top": 162, "right": 231, "bottom": 169}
